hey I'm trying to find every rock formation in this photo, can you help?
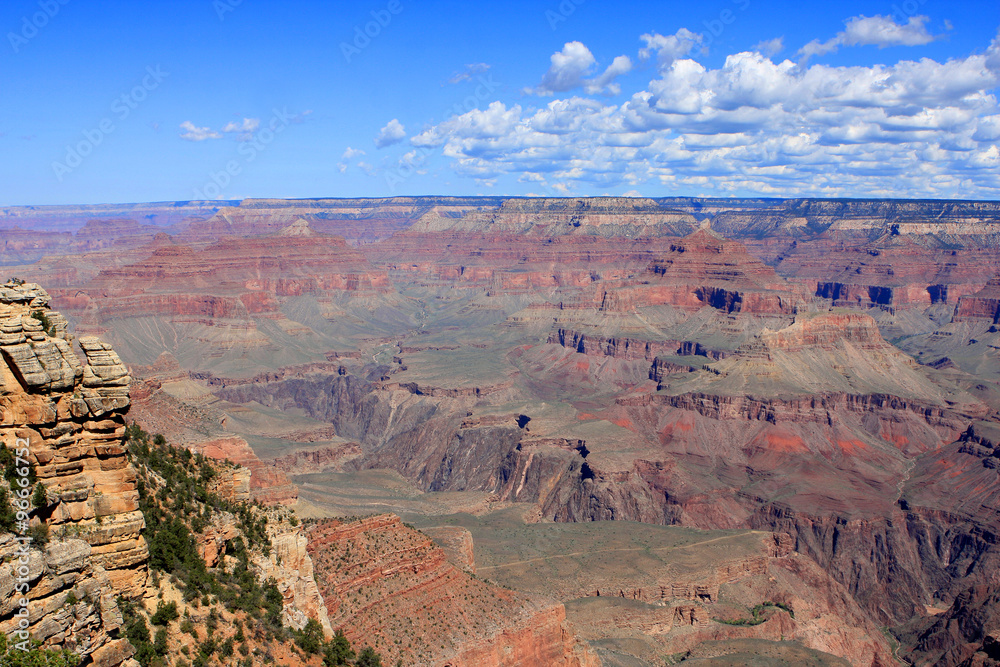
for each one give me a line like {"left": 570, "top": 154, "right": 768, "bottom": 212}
{"left": 0, "top": 281, "right": 145, "bottom": 665}
{"left": 904, "top": 582, "right": 1000, "bottom": 666}
{"left": 0, "top": 281, "right": 339, "bottom": 666}
{"left": 307, "top": 514, "right": 598, "bottom": 667}
{"left": 188, "top": 436, "right": 299, "bottom": 506}
{"left": 955, "top": 275, "right": 1000, "bottom": 323}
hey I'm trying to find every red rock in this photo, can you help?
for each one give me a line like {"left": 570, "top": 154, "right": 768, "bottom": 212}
{"left": 954, "top": 275, "right": 1000, "bottom": 322}
{"left": 307, "top": 515, "right": 598, "bottom": 667}
{"left": 188, "top": 436, "right": 298, "bottom": 505}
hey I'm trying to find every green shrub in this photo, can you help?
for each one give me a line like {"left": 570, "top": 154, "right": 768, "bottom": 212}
{"left": 180, "top": 618, "right": 197, "bottom": 640}
{"left": 356, "top": 646, "right": 383, "bottom": 667}
{"left": 322, "top": 630, "right": 355, "bottom": 666}
{"left": 29, "top": 310, "right": 55, "bottom": 336}
{"left": 0, "top": 633, "right": 80, "bottom": 666}
{"left": 124, "top": 614, "right": 155, "bottom": 667}
{"left": 153, "top": 628, "right": 168, "bottom": 656}
{"left": 0, "top": 443, "right": 36, "bottom": 486}
{"left": 32, "top": 483, "right": 47, "bottom": 509}
{"left": 0, "top": 487, "right": 16, "bottom": 532}
{"left": 27, "top": 522, "right": 49, "bottom": 547}
{"left": 293, "top": 618, "right": 325, "bottom": 654}
{"left": 150, "top": 600, "right": 179, "bottom": 625}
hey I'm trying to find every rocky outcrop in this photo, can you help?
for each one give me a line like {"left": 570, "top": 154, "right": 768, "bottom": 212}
{"left": 550, "top": 328, "right": 728, "bottom": 362}
{"left": 422, "top": 525, "right": 476, "bottom": 573}
{"left": 589, "top": 229, "right": 802, "bottom": 314}
{"left": 955, "top": 276, "right": 1000, "bottom": 323}
{"left": 904, "top": 582, "right": 1000, "bottom": 666}
{"left": 188, "top": 436, "right": 298, "bottom": 505}
{"left": 0, "top": 281, "right": 146, "bottom": 665}
{"left": 307, "top": 514, "right": 598, "bottom": 667}
{"left": 0, "top": 535, "right": 137, "bottom": 667}
{"left": 269, "top": 443, "right": 363, "bottom": 475}
{"left": 253, "top": 512, "right": 334, "bottom": 636}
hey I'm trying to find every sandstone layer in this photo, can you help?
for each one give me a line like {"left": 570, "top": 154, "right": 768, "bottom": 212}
{"left": 0, "top": 281, "right": 145, "bottom": 665}
{"left": 307, "top": 514, "right": 598, "bottom": 667}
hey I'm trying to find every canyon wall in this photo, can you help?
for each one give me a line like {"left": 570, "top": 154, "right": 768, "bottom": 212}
{"left": 307, "top": 514, "right": 598, "bottom": 667}
{"left": 0, "top": 282, "right": 144, "bottom": 666}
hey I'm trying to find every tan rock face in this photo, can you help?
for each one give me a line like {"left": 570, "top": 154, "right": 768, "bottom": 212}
{"left": 0, "top": 281, "right": 147, "bottom": 665}
{"left": 252, "top": 513, "right": 333, "bottom": 637}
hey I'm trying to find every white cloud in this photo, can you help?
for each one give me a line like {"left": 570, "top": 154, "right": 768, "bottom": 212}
{"left": 222, "top": 118, "right": 260, "bottom": 133}
{"left": 179, "top": 121, "right": 221, "bottom": 141}
{"left": 339, "top": 146, "right": 368, "bottom": 173}
{"left": 754, "top": 37, "right": 784, "bottom": 58}
{"left": 586, "top": 55, "right": 633, "bottom": 96}
{"left": 531, "top": 42, "right": 596, "bottom": 94}
{"left": 374, "top": 119, "right": 406, "bottom": 148}
{"left": 800, "top": 15, "right": 938, "bottom": 60}
{"left": 527, "top": 42, "right": 631, "bottom": 96}
{"left": 639, "top": 29, "right": 702, "bottom": 69}
{"left": 841, "top": 14, "right": 937, "bottom": 47}
{"left": 409, "top": 30, "right": 1000, "bottom": 199}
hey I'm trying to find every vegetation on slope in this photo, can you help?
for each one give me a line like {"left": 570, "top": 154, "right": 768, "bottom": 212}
{"left": 713, "top": 601, "right": 795, "bottom": 627}
{"left": 0, "top": 634, "right": 79, "bottom": 667}
{"left": 123, "top": 423, "right": 384, "bottom": 667}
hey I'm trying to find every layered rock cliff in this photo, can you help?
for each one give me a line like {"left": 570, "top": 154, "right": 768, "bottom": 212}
{"left": 903, "top": 582, "right": 1000, "bottom": 666}
{"left": 0, "top": 282, "right": 338, "bottom": 666}
{"left": 0, "top": 281, "right": 145, "bottom": 665}
{"left": 307, "top": 514, "right": 598, "bottom": 667}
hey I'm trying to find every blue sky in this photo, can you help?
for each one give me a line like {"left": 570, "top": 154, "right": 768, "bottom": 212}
{"left": 1, "top": 0, "right": 999, "bottom": 205}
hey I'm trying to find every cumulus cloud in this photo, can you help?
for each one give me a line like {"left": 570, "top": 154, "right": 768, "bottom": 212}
{"left": 531, "top": 42, "right": 595, "bottom": 94}
{"left": 799, "top": 14, "right": 938, "bottom": 60}
{"left": 179, "top": 121, "right": 220, "bottom": 141}
{"left": 527, "top": 42, "right": 632, "bottom": 96}
{"left": 586, "top": 56, "right": 633, "bottom": 95}
{"left": 374, "top": 119, "right": 406, "bottom": 148}
{"left": 410, "top": 30, "right": 1000, "bottom": 199}
{"left": 639, "top": 29, "right": 703, "bottom": 69}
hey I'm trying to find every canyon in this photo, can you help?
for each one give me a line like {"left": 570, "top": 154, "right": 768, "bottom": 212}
{"left": 6, "top": 195, "right": 1000, "bottom": 665}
